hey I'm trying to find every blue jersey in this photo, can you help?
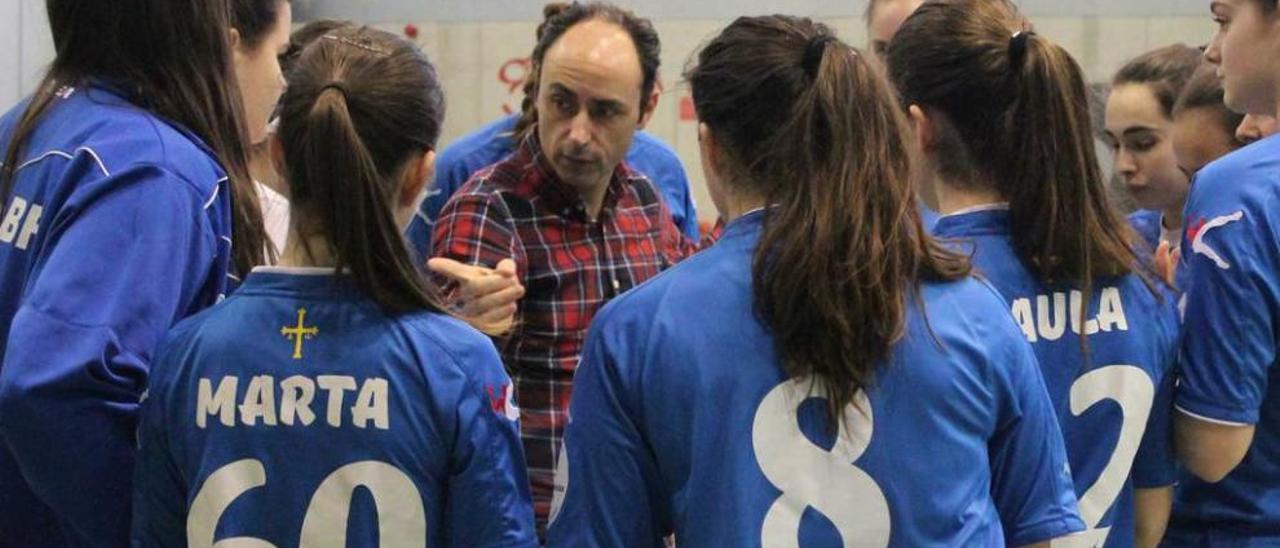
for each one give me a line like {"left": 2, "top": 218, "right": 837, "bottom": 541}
{"left": 933, "top": 206, "right": 1180, "bottom": 548}
{"left": 132, "top": 268, "right": 538, "bottom": 547}
{"left": 0, "top": 84, "right": 232, "bottom": 547}
{"left": 1128, "top": 209, "right": 1163, "bottom": 252}
{"left": 1166, "top": 134, "right": 1280, "bottom": 543}
{"left": 919, "top": 201, "right": 940, "bottom": 232}
{"left": 547, "top": 210, "right": 1084, "bottom": 547}
{"left": 405, "top": 114, "right": 700, "bottom": 258}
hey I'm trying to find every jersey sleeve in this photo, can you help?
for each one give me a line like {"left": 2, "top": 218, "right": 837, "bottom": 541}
{"left": 544, "top": 306, "right": 668, "bottom": 548}
{"left": 1176, "top": 204, "right": 1278, "bottom": 425}
{"left": 1132, "top": 358, "right": 1178, "bottom": 488}
{"left": 988, "top": 324, "right": 1086, "bottom": 546}
{"left": 0, "top": 165, "right": 221, "bottom": 546}
{"left": 131, "top": 341, "right": 188, "bottom": 548}
{"left": 651, "top": 158, "right": 699, "bottom": 242}
{"left": 446, "top": 336, "right": 539, "bottom": 547}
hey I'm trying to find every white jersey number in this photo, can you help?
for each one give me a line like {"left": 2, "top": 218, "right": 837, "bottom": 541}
{"left": 1053, "top": 365, "right": 1155, "bottom": 547}
{"left": 752, "top": 378, "right": 890, "bottom": 547}
{"left": 187, "top": 459, "right": 427, "bottom": 548}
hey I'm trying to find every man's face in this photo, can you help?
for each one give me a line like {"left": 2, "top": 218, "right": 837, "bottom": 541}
{"left": 536, "top": 19, "right": 648, "bottom": 194}
{"left": 868, "top": 0, "right": 925, "bottom": 57}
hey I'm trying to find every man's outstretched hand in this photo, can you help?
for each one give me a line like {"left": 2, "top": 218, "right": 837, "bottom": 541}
{"left": 428, "top": 257, "right": 525, "bottom": 333}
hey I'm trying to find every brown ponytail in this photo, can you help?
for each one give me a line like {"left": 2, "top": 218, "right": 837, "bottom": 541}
{"left": 276, "top": 27, "right": 445, "bottom": 315}
{"left": 687, "top": 15, "right": 970, "bottom": 426}
{"left": 888, "top": 0, "right": 1146, "bottom": 292}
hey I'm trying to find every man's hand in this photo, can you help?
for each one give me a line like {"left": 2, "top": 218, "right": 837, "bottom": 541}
{"left": 428, "top": 258, "right": 525, "bottom": 333}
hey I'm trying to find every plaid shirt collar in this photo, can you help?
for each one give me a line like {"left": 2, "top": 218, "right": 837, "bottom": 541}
{"left": 512, "top": 132, "right": 630, "bottom": 222}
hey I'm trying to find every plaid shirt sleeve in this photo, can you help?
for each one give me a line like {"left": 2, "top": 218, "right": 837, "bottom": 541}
{"left": 431, "top": 187, "right": 525, "bottom": 272}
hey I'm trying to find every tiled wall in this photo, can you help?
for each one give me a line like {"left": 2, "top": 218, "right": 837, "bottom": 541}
{"left": 1, "top": 5, "right": 1219, "bottom": 221}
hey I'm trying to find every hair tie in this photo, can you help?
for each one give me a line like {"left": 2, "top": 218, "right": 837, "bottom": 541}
{"left": 803, "top": 35, "right": 838, "bottom": 79}
{"left": 320, "top": 82, "right": 350, "bottom": 99}
{"left": 1009, "top": 31, "right": 1034, "bottom": 66}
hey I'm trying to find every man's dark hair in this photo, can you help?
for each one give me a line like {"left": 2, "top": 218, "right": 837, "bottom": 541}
{"left": 520, "top": 2, "right": 661, "bottom": 137}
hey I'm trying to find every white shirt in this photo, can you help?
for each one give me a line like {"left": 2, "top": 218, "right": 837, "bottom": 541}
{"left": 255, "top": 180, "right": 290, "bottom": 260}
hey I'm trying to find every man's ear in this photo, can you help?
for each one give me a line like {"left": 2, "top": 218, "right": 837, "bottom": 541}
{"left": 637, "top": 87, "right": 660, "bottom": 129}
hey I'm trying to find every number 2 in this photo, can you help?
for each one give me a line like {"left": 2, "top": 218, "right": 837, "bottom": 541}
{"left": 1053, "top": 365, "right": 1155, "bottom": 547}
{"left": 187, "top": 459, "right": 427, "bottom": 547}
{"left": 752, "top": 378, "right": 891, "bottom": 547}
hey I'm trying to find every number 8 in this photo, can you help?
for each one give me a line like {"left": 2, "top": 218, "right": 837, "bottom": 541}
{"left": 752, "top": 378, "right": 891, "bottom": 547}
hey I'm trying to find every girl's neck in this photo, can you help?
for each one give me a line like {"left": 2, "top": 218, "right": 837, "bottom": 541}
{"left": 278, "top": 231, "right": 335, "bottom": 268}
{"left": 935, "top": 177, "right": 1005, "bottom": 215}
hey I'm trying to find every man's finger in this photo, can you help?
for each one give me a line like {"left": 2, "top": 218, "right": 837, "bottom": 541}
{"left": 495, "top": 258, "right": 519, "bottom": 278}
{"left": 426, "top": 257, "right": 485, "bottom": 281}
{"left": 456, "top": 272, "right": 525, "bottom": 301}
{"left": 461, "top": 284, "right": 525, "bottom": 318}
{"left": 475, "top": 303, "right": 519, "bottom": 326}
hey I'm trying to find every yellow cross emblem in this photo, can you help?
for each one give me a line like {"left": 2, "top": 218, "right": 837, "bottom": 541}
{"left": 280, "top": 308, "right": 319, "bottom": 360}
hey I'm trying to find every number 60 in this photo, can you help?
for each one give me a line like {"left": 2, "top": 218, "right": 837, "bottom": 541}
{"left": 187, "top": 459, "right": 427, "bottom": 548}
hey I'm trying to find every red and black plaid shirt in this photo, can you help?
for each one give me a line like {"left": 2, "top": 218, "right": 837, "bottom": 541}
{"left": 432, "top": 134, "right": 701, "bottom": 529}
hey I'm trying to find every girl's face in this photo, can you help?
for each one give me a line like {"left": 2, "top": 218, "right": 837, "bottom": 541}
{"left": 1205, "top": 0, "right": 1280, "bottom": 115}
{"left": 1172, "top": 107, "right": 1239, "bottom": 181}
{"left": 1105, "top": 83, "right": 1191, "bottom": 215}
{"left": 233, "top": 1, "right": 292, "bottom": 145}
{"left": 1236, "top": 113, "right": 1280, "bottom": 143}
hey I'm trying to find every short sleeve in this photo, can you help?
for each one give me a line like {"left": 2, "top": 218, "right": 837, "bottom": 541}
{"left": 544, "top": 308, "right": 668, "bottom": 548}
{"left": 1176, "top": 204, "right": 1278, "bottom": 425}
{"left": 988, "top": 329, "right": 1087, "bottom": 546}
{"left": 446, "top": 336, "right": 539, "bottom": 547}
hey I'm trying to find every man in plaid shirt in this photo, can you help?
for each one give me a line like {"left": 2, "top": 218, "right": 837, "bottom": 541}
{"left": 431, "top": 3, "right": 703, "bottom": 534}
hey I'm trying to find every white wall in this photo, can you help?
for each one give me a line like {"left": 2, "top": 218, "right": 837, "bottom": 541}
{"left": 296, "top": 0, "right": 1213, "bottom": 22}
{"left": 0, "top": 0, "right": 54, "bottom": 111}
{"left": 371, "top": 13, "right": 1215, "bottom": 221}
{"left": 1, "top": 1, "right": 1219, "bottom": 221}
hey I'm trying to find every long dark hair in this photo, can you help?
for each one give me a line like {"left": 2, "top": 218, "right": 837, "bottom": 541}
{"left": 687, "top": 15, "right": 970, "bottom": 425}
{"left": 276, "top": 27, "right": 446, "bottom": 315}
{"left": 2, "top": 0, "right": 267, "bottom": 275}
{"left": 232, "top": 0, "right": 289, "bottom": 49}
{"left": 1113, "top": 44, "right": 1202, "bottom": 119}
{"left": 888, "top": 0, "right": 1145, "bottom": 292}
{"left": 1175, "top": 63, "right": 1244, "bottom": 140}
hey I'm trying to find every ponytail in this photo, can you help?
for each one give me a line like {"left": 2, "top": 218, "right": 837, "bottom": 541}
{"left": 688, "top": 16, "right": 970, "bottom": 426}
{"left": 998, "top": 35, "right": 1137, "bottom": 286}
{"left": 278, "top": 28, "right": 445, "bottom": 315}
{"left": 889, "top": 0, "right": 1149, "bottom": 292}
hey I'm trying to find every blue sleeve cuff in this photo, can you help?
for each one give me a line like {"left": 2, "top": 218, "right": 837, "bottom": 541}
{"left": 1174, "top": 391, "right": 1258, "bottom": 426}
{"left": 1008, "top": 515, "right": 1087, "bottom": 547}
{"left": 1132, "top": 467, "right": 1177, "bottom": 489}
